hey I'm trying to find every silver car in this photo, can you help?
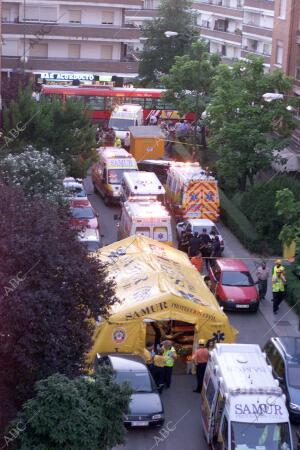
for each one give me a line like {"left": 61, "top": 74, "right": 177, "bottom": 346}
{"left": 176, "top": 218, "right": 224, "bottom": 252}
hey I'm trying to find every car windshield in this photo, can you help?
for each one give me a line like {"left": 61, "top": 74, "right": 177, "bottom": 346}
{"left": 231, "top": 421, "right": 291, "bottom": 450}
{"left": 192, "top": 225, "right": 217, "bottom": 235}
{"left": 222, "top": 271, "right": 254, "bottom": 286}
{"left": 287, "top": 364, "right": 300, "bottom": 388}
{"left": 108, "top": 169, "right": 136, "bottom": 185}
{"left": 115, "top": 371, "right": 153, "bottom": 393}
{"left": 109, "top": 118, "right": 135, "bottom": 131}
{"left": 82, "top": 241, "right": 101, "bottom": 252}
{"left": 66, "top": 186, "right": 86, "bottom": 198}
{"left": 70, "top": 207, "right": 95, "bottom": 219}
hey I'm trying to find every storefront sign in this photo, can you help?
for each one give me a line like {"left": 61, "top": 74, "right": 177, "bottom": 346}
{"left": 40, "top": 72, "right": 95, "bottom": 81}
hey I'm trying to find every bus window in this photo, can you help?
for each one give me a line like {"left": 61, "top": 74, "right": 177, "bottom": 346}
{"left": 144, "top": 98, "right": 158, "bottom": 109}
{"left": 131, "top": 97, "right": 145, "bottom": 108}
{"left": 153, "top": 227, "right": 168, "bottom": 242}
{"left": 135, "top": 227, "right": 150, "bottom": 237}
{"left": 156, "top": 98, "right": 166, "bottom": 109}
{"left": 85, "top": 96, "right": 105, "bottom": 110}
{"left": 66, "top": 95, "right": 85, "bottom": 104}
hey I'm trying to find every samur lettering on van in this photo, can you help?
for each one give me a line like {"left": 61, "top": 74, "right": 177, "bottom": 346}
{"left": 125, "top": 301, "right": 168, "bottom": 320}
{"left": 235, "top": 404, "right": 283, "bottom": 416}
{"left": 226, "top": 366, "right": 267, "bottom": 374}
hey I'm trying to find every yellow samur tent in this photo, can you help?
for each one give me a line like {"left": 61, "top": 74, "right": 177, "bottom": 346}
{"left": 88, "top": 236, "right": 237, "bottom": 362}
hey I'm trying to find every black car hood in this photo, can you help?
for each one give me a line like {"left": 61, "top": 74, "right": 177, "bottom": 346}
{"left": 129, "top": 392, "right": 163, "bottom": 415}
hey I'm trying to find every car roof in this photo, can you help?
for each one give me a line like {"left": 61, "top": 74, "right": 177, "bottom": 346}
{"left": 70, "top": 199, "right": 91, "bottom": 207}
{"left": 217, "top": 258, "right": 249, "bottom": 272}
{"left": 187, "top": 219, "right": 215, "bottom": 227}
{"left": 273, "top": 336, "right": 300, "bottom": 363}
{"left": 78, "top": 228, "right": 100, "bottom": 242}
{"left": 108, "top": 354, "right": 147, "bottom": 371}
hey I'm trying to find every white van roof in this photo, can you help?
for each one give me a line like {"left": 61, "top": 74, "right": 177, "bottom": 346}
{"left": 97, "top": 147, "right": 132, "bottom": 158}
{"left": 124, "top": 200, "right": 170, "bottom": 220}
{"left": 169, "top": 162, "right": 216, "bottom": 183}
{"left": 123, "top": 171, "right": 165, "bottom": 196}
{"left": 113, "top": 104, "right": 142, "bottom": 113}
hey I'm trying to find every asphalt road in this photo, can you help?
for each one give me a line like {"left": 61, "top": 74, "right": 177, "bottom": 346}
{"left": 84, "top": 176, "right": 297, "bottom": 450}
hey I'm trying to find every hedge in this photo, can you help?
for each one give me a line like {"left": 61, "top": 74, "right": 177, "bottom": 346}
{"left": 220, "top": 189, "right": 261, "bottom": 253}
{"left": 285, "top": 265, "right": 300, "bottom": 316}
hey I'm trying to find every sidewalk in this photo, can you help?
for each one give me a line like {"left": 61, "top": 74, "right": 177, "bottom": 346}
{"left": 219, "top": 222, "right": 299, "bottom": 338}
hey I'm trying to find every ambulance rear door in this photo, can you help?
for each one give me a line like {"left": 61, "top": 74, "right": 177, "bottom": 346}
{"left": 200, "top": 181, "right": 220, "bottom": 221}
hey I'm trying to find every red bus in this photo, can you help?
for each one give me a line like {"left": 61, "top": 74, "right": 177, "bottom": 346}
{"left": 41, "top": 85, "right": 194, "bottom": 123}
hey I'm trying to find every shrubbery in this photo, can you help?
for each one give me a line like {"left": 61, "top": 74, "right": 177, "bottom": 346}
{"left": 285, "top": 265, "right": 300, "bottom": 316}
{"left": 220, "top": 189, "right": 261, "bottom": 253}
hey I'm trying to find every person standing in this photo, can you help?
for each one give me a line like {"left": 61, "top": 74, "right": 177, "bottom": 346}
{"left": 162, "top": 340, "right": 176, "bottom": 389}
{"left": 178, "top": 225, "right": 192, "bottom": 253}
{"left": 272, "top": 266, "right": 286, "bottom": 315}
{"left": 153, "top": 349, "right": 166, "bottom": 389}
{"left": 188, "top": 232, "right": 201, "bottom": 257}
{"left": 210, "top": 233, "right": 221, "bottom": 269}
{"left": 124, "top": 132, "right": 130, "bottom": 152}
{"left": 192, "top": 339, "right": 209, "bottom": 393}
{"left": 255, "top": 261, "right": 270, "bottom": 300}
{"left": 199, "top": 228, "right": 212, "bottom": 271}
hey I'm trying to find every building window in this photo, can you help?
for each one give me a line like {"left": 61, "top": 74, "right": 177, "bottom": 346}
{"left": 214, "top": 19, "right": 228, "bottom": 32}
{"left": 101, "top": 45, "right": 113, "bottom": 59}
{"left": 69, "top": 10, "right": 81, "bottom": 23}
{"left": 68, "top": 44, "right": 80, "bottom": 58}
{"left": 263, "top": 43, "right": 271, "bottom": 55}
{"left": 23, "top": 5, "right": 56, "bottom": 22}
{"left": 202, "top": 20, "right": 210, "bottom": 28}
{"left": 30, "top": 43, "right": 48, "bottom": 57}
{"left": 276, "top": 40, "right": 283, "bottom": 65}
{"left": 222, "top": 45, "right": 226, "bottom": 56}
{"left": 102, "top": 11, "right": 114, "bottom": 25}
{"left": 248, "top": 39, "right": 258, "bottom": 51}
{"left": 278, "top": 0, "right": 286, "bottom": 18}
{"left": 2, "top": 7, "right": 11, "bottom": 22}
{"left": 296, "top": 68, "right": 300, "bottom": 81}
{"left": 144, "top": 0, "right": 154, "bottom": 8}
{"left": 247, "top": 12, "right": 260, "bottom": 26}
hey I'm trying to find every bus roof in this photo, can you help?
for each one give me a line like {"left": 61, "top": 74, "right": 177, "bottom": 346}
{"left": 41, "top": 85, "right": 165, "bottom": 97}
{"left": 124, "top": 200, "right": 170, "bottom": 220}
{"left": 123, "top": 171, "right": 165, "bottom": 195}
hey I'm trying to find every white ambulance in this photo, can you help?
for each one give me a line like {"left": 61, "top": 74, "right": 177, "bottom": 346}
{"left": 121, "top": 171, "right": 165, "bottom": 203}
{"left": 200, "top": 343, "right": 293, "bottom": 450}
{"left": 117, "top": 199, "right": 173, "bottom": 246}
{"left": 108, "top": 104, "right": 143, "bottom": 140}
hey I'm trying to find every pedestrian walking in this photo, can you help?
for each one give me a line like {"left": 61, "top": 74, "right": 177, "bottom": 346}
{"left": 162, "top": 340, "right": 176, "bottom": 389}
{"left": 152, "top": 349, "right": 166, "bottom": 389}
{"left": 192, "top": 339, "right": 209, "bottom": 393}
{"left": 124, "top": 132, "right": 130, "bottom": 152}
{"left": 272, "top": 264, "right": 286, "bottom": 315}
{"left": 191, "top": 251, "right": 203, "bottom": 273}
{"left": 255, "top": 261, "right": 270, "bottom": 300}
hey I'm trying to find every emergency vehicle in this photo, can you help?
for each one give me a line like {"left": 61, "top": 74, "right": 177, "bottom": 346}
{"left": 108, "top": 104, "right": 143, "bottom": 140}
{"left": 92, "top": 147, "right": 138, "bottom": 205}
{"left": 117, "top": 199, "right": 173, "bottom": 246}
{"left": 121, "top": 171, "right": 165, "bottom": 203}
{"left": 200, "top": 343, "right": 293, "bottom": 450}
{"left": 165, "top": 162, "right": 220, "bottom": 222}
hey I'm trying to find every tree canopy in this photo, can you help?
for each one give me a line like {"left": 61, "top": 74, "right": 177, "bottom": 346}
{"left": 2, "top": 89, "right": 96, "bottom": 177}
{"left": 276, "top": 188, "right": 300, "bottom": 246}
{"left": 0, "top": 185, "right": 116, "bottom": 437}
{"left": 0, "top": 147, "right": 66, "bottom": 205}
{"left": 138, "top": 0, "right": 198, "bottom": 84}
{"left": 8, "top": 371, "right": 131, "bottom": 450}
{"left": 208, "top": 56, "right": 296, "bottom": 191}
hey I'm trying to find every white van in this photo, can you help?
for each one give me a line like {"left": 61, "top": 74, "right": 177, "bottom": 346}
{"left": 200, "top": 343, "right": 293, "bottom": 450}
{"left": 117, "top": 199, "right": 173, "bottom": 246}
{"left": 121, "top": 171, "right": 165, "bottom": 203}
{"left": 108, "top": 104, "right": 143, "bottom": 140}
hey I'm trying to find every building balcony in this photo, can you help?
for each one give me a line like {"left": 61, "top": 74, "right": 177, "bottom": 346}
{"left": 1, "top": 56, "right": 139, "bottom": 75}
{"left": 241, "top": 49, "right": 271, "bottom": 64}
{"left": 242, "top": 24, "right": 272, "bottom": 38}
{"left": 2, "top": 22, "right": 141, "bottom": 42}
{"left": 199, "top": 27, "right": 242, "bottom": 43}
{"left": 194, "top": 2, "right": 243, "bottom": 18}
{"left": 125, "top": 9, "right": 157, "bottom": 19}
{"left": 244, "top": 0, "right": 274, "bottom": 11}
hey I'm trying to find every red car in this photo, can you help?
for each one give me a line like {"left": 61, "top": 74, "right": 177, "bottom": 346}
{"left": 208, "top": 258, "right": 259, "bottom": 312}
{"left": 68, "top": 199, "right": 99, "bottom": 230}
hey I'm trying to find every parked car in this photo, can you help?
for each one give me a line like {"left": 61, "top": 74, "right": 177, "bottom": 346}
{"left": 96, "top": 353, "right": 164, "bottom": 428}
{"left": 263, "top": 336, "right": 300, "bottom": 423}
{"left": 176, "top": 219, "right": 224, "bottom": 252}
{"left": 78, "top": 228, "right": 102, "bottom": 252}
{"left": 208, "top": 258, "right": 259, "bottom": 312}
{"left": 68, "top": 199, "right": 99, "bottom": 230}
{"left": 63, "top": 177, "right": 87, "bottom": 200}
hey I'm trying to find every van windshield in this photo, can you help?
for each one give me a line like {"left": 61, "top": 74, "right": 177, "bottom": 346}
{"left": 231, "top": 421, "right": 291, "bottom": 450}
{"left": 108, "top": 169, "right": 136, "bottom": 184}
{"left": 109, "top": 118, "right": 135, "bottom": 131}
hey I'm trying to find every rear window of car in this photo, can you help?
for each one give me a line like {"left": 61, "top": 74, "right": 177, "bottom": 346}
{"left": 221, "top": 271, "right": 254, "bottom": 287}
{"left": 115, "top": 371, "right": 153, "bottom": 392}
{"left": 70, "top": 207, "right": 95, "bottom": 219}
{"left": 193, "top": 225, "right": 217, "bottom": 235}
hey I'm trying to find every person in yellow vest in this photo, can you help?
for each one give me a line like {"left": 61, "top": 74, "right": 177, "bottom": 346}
{"left": 162, "top": 340, "right": 176, "bottom": 389}
{"left": 272, "top": 260, "right": 286, "bottom": 315}
{"left": 114, "top": 136, "right": 122, "bottom": 148}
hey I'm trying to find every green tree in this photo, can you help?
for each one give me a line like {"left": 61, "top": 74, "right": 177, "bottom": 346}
{"left": 0, "top": 147, "right": 66, "bottom": 205}
{"left": 2, "top": 89, "right": 96, "bottom": 176}
{"left": 208, "top": 56, "right": 296, "bottom": 191}
{"left": 8, "top": 371, "right": 131, "bottom": 450}
{"left": 138, "top": 0, "right": 198, "bottom": 84}
{"left": 276, "top": 188, "right": 300, "bottom": 246}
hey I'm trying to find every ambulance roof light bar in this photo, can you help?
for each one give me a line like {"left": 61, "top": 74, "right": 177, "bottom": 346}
{"left": 229, "top": 387, "right": 282, "bottom": 396}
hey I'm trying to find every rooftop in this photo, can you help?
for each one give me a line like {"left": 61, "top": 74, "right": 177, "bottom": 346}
{"left": 125, "top": 200, "right": 170, "bottom": 218}
{"left": 123, "top": 171, "right": 165, "bottom": 195}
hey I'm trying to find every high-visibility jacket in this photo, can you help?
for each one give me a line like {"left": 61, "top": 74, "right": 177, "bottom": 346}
{"left": 272, "top": 265, "right": 285, "bottom": 276}
{"left": 163, "top": 347, "right": 176, "bottom": 367}
{"left": 272, "top": 274, "right": 285, "bottom": 292}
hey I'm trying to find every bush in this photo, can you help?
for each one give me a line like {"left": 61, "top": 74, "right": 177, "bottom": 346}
{"left": 285, "top": 265, "right": 300, "bottom": 316}
{"left": 220, "top": 189, "right": 261, "bottom": 253}
{"left": 240, "top": 175, "right": 300, "bottom": 254}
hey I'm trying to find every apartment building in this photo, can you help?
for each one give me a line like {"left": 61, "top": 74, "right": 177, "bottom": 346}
{"left": 1, "top": 0, "right": 142, "bottom": 84}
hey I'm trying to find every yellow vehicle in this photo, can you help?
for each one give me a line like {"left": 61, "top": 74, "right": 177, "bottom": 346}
{"left": 165, "top": 162, "right": 220, "bottom": 222}
{"left": 117, "top": 199, "right": 173, "bottom": 246}
{"left": 92, "top": 147, "right": 138, "bottom": 205}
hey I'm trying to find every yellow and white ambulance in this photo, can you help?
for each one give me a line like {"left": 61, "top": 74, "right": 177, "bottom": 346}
{"left": 200, "top": 343, "right": 293, "bottom": 450}
{"left": 92, "top": 147, "right": 138, "bottom": 205}
{"left": 121, "top": 171, "right": 165, "bottom": 203}
{"left": 165, "top": 162, "right": 220, "bottom": 222}
{"left": 108, "top": 104, "right": 143, "bottom": 140}
{"left": 117, "top": 199, "right": 173, "bottom": 246}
